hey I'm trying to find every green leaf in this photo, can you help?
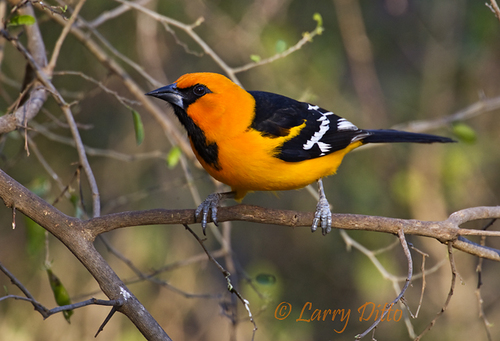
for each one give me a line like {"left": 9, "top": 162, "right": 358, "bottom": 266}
{"left": 255, "top": 273, "right": 277, "bottom": 285}
{"left": 69, "top": 194, "right": 85, "bottom": 219}
{"left": 313, "top": 13, "right": 323, "bottom": 28}
{"left": 131, "top": 110, "right": 145, "bottom": 145}
{"left": 166, "top": 146, "right": 182, "bottom": 169}
{"left": 250, "top": 54, "right": 261, "bottom": 63}
{"left": 8, "top": 15, "right": 36, "bottom": 27}
{"left": 275, "top": 40, "right": 287, "bottom": 54}
{"left": 25, "top": 217, "right": 45, "bottom": 256}
{"left": 452, "top": 122, "right": 476, "bottom": 144}
{"left": 27, "top": 177, "right": 51, "bottom": 197}
{"left": 312, "top": 13, "right": 324, "bottom": 35}
{"left": 47, "top": 269, "right": 73, "bottom": 323}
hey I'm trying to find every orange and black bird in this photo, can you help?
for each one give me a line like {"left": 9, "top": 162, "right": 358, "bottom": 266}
{"left": 146, "top": 73, "right": 454, "bottom": 235}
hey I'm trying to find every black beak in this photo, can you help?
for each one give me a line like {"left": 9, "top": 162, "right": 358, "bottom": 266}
{"left": 145, "top": 83, "right": 184, "bottom": 108}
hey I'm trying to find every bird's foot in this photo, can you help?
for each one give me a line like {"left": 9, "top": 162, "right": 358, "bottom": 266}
{"left": 195, "top": 191, "right": 235, "bottom": 234}
{"left": 312, "top": 195, "right": 332, "bottom": 235}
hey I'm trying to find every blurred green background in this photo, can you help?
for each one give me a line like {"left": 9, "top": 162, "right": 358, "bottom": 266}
{"left": 0, "top": 0, "right": 499, "bottom": 340}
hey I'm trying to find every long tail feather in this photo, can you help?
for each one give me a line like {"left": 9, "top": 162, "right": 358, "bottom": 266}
{"left": 362, "top": 129, "right": 455, "bottom": 144}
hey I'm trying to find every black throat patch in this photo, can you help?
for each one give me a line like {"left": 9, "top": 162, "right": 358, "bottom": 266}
{"left": 172, "top": 106, "right": 221, "bottom": 171}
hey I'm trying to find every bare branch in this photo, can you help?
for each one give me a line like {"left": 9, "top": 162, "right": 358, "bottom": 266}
{"left": 231, "top": 22, "right": 323, "bottom": 74}
{"left": 1, "top": 31, "right": 101, "bottom": 217}
{"left": 31, "top": 121, "right": 167, "bottom": 162}
{"left": 115, "top": 0, "right": 242, "bottom": 85}
{"left": 46, "top": 0, "right": 87, "bottom": 73}
{"left": 475, "top": 219, "right": 495, "bottom": 341}
{"left": 355, "top": 229, "right": 413, "bottom": 339}
{"left": 184, "top": 224, "right": 257, "bottom": 333}
{"left": 85, "top": 0, "right": 152, "bottom": 28}
{"left": 0, "top": 169, "right": 171, "bottom": 340}
{"left": 0, "top": 4, "right": 47, "bottom": 134}
{"left": 2, "top": 167, "right": 499, "bottom": 262}
{"left": 53, "top": 71, "right": 141, "bottom": 106}
{"left": 414, "top": 243, "right": 458, "bottom": 340}
{"left": 47, "top": 9, "right": 194, "bottom": 159}
{"left": 409, "top": 245, "right": 429, "bottom": 318}
{"left": 486, "top": 0, "right": 500, "bottom": 22}
{"left": 392, "top": 95, "right": 500, "bottom": 133}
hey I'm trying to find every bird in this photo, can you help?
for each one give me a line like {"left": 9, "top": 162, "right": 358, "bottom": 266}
{"left": 146, "top": 72, "right": 454, "bottom": 235}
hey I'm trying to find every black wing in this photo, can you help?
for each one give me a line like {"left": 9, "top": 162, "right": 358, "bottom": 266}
{"left": 249, "top": 91, "right": 369, "bottom": 162}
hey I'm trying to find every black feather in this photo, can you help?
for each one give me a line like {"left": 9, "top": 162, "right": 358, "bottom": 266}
{"left": 250, "top": 91, "right": 305, "bottom": 137}
{"left": 249, "top": 91, "right": 368, "bottom": 162}
{"left": 362, "top": 129, "right": 455, "bottom": 144}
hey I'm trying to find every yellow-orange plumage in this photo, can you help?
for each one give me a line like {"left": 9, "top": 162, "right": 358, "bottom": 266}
{"left": 146, "top": 72, "right": 454, "bottom": 234}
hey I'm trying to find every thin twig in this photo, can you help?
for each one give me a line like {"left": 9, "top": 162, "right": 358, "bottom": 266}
{"left": 85, "top": 0, "right": 152, "bottom": 28}
{"left": 409, "top": 245, "right": 429, "bottom": 318}
{"left": 355, "top": 229, "right": 413, "bottom": 339}
{"left": 393, "top": 95, "right": 500, "bottom": 133}
{"left": 414, "top": 243, "right": 458, "bottom": 340}
{"left": 183, "top": 224, "right": 257, "bottom": 333}
{"left": 31, "top": 121, "right": 167, "bottom": 162}
{"left": 231, "top": 24, "right": 323, "bottom": 74}
{"left": 486, "top": 0, "right": 500, "bottom": 21}
{"left": 47, "top": 10, "right": 193, "bottom": 158}
{"left": 475, "top": 219, "right": 496, "bottom": 341}
{"left": 1, "top": 29, "right": 101, "bottom": 217}
{"left": 95, "top": 306, "right": 118, "bottom": 337}
{"left": 46, "top": 0, "right": 87, "bottom": 73}
{"left": 115, "top": 0, "right": 242, "bottom": 85}
{"left": 53, "top": 71, "right": 141, "bottom": 106}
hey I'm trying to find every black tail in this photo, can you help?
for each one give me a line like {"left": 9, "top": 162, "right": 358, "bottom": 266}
{"left": 362, "top": 129, "right": 455, "bottom": 144}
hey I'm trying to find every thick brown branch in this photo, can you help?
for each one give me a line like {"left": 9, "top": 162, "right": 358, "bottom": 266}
{"left": 1, "top": 168, "right": 498, "bottom": 262}
{"left": 0, "top": 3, "right": 47, "bottom": 134}
{"left": 0, "top": 171, "right": 171, "bottom": 340}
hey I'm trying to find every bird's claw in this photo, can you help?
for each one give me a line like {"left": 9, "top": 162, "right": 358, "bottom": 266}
{"left": 195, "top": 193, "right": 222, "bottom": 234}
{"left": 311, "top": 196, "right": 332, "bottom": 235}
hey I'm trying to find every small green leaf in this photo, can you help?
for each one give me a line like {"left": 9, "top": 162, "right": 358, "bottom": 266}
{"left": 312, "top": 13, "right": 324, "bottom": 35}
{"left": 69, "top": 194, "right": 85, "bottom": 219}
{"left": 25, "top": 217, "right": 45, "bottom": 256}
{"left": 452, "top": 122, "right": 476, "bottom": 144}
{"left": 313, "top": 13, "right": 323, "bottom": 27}
{"left": 9, "top": 15, "right": 36, "bottom": 27}
{"left": 250, "top": 54, "right": 261, "bottom": 63}
{"left": 255, "top": 273, "right": 276, "bottom": 285}
{"left": 27, "top": 177, "right": 51, "bottom": 197}
{"left": 131, "top": 110, "right": 145, "bottom": 145}
{"left": 275, "top": 40, "right": 287, "bottom": 54}
{"left": 166, "top": 146, "right": 182, "bottom": 169}
{"left": 47, "top": 269, "right": 73, "bottom": 323}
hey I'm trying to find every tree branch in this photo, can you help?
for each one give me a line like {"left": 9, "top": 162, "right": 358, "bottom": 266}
{"left": 1, "top": 167, "right": 499, "bottom": 262}
{"left": 0, "top": 169, "right": 171, "bottom": 340}
{"left": 0, "top": 3, "right": 47, "bottom": 134}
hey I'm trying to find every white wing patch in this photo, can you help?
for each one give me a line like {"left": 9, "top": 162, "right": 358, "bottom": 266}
{"left": 337, "top": 118, "right": 359, "bottom": 131}
{"left": 303, "top": 107, "right": 335, "bottom": 155}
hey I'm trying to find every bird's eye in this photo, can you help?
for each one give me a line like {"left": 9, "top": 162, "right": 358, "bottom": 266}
{"left": 193, "top": 84, "right": 207, "bottom": 97}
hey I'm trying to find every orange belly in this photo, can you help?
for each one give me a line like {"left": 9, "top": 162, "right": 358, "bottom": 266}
{"left": 192, "top": 129, "right": 363, "bottom": 200}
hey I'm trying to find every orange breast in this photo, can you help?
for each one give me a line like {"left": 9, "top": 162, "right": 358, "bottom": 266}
{"left": 192, "top": 129, "right": 363, "bottom": 200}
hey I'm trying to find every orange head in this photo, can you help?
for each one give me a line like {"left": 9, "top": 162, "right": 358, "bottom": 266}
{"left": 146, "top": 73, "right": 255, "bottom": 142}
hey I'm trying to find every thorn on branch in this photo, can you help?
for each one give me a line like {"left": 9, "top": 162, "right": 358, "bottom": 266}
{"left": 95, "top": 306, "right": 118, "bottom": 337}
{"left": 11, "top": 204, "right": 16, "bottom": 229}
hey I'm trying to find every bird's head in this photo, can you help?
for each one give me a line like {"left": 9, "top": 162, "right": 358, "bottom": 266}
{"left": 146, "top": 73, "right": 254, "bottom": 141}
